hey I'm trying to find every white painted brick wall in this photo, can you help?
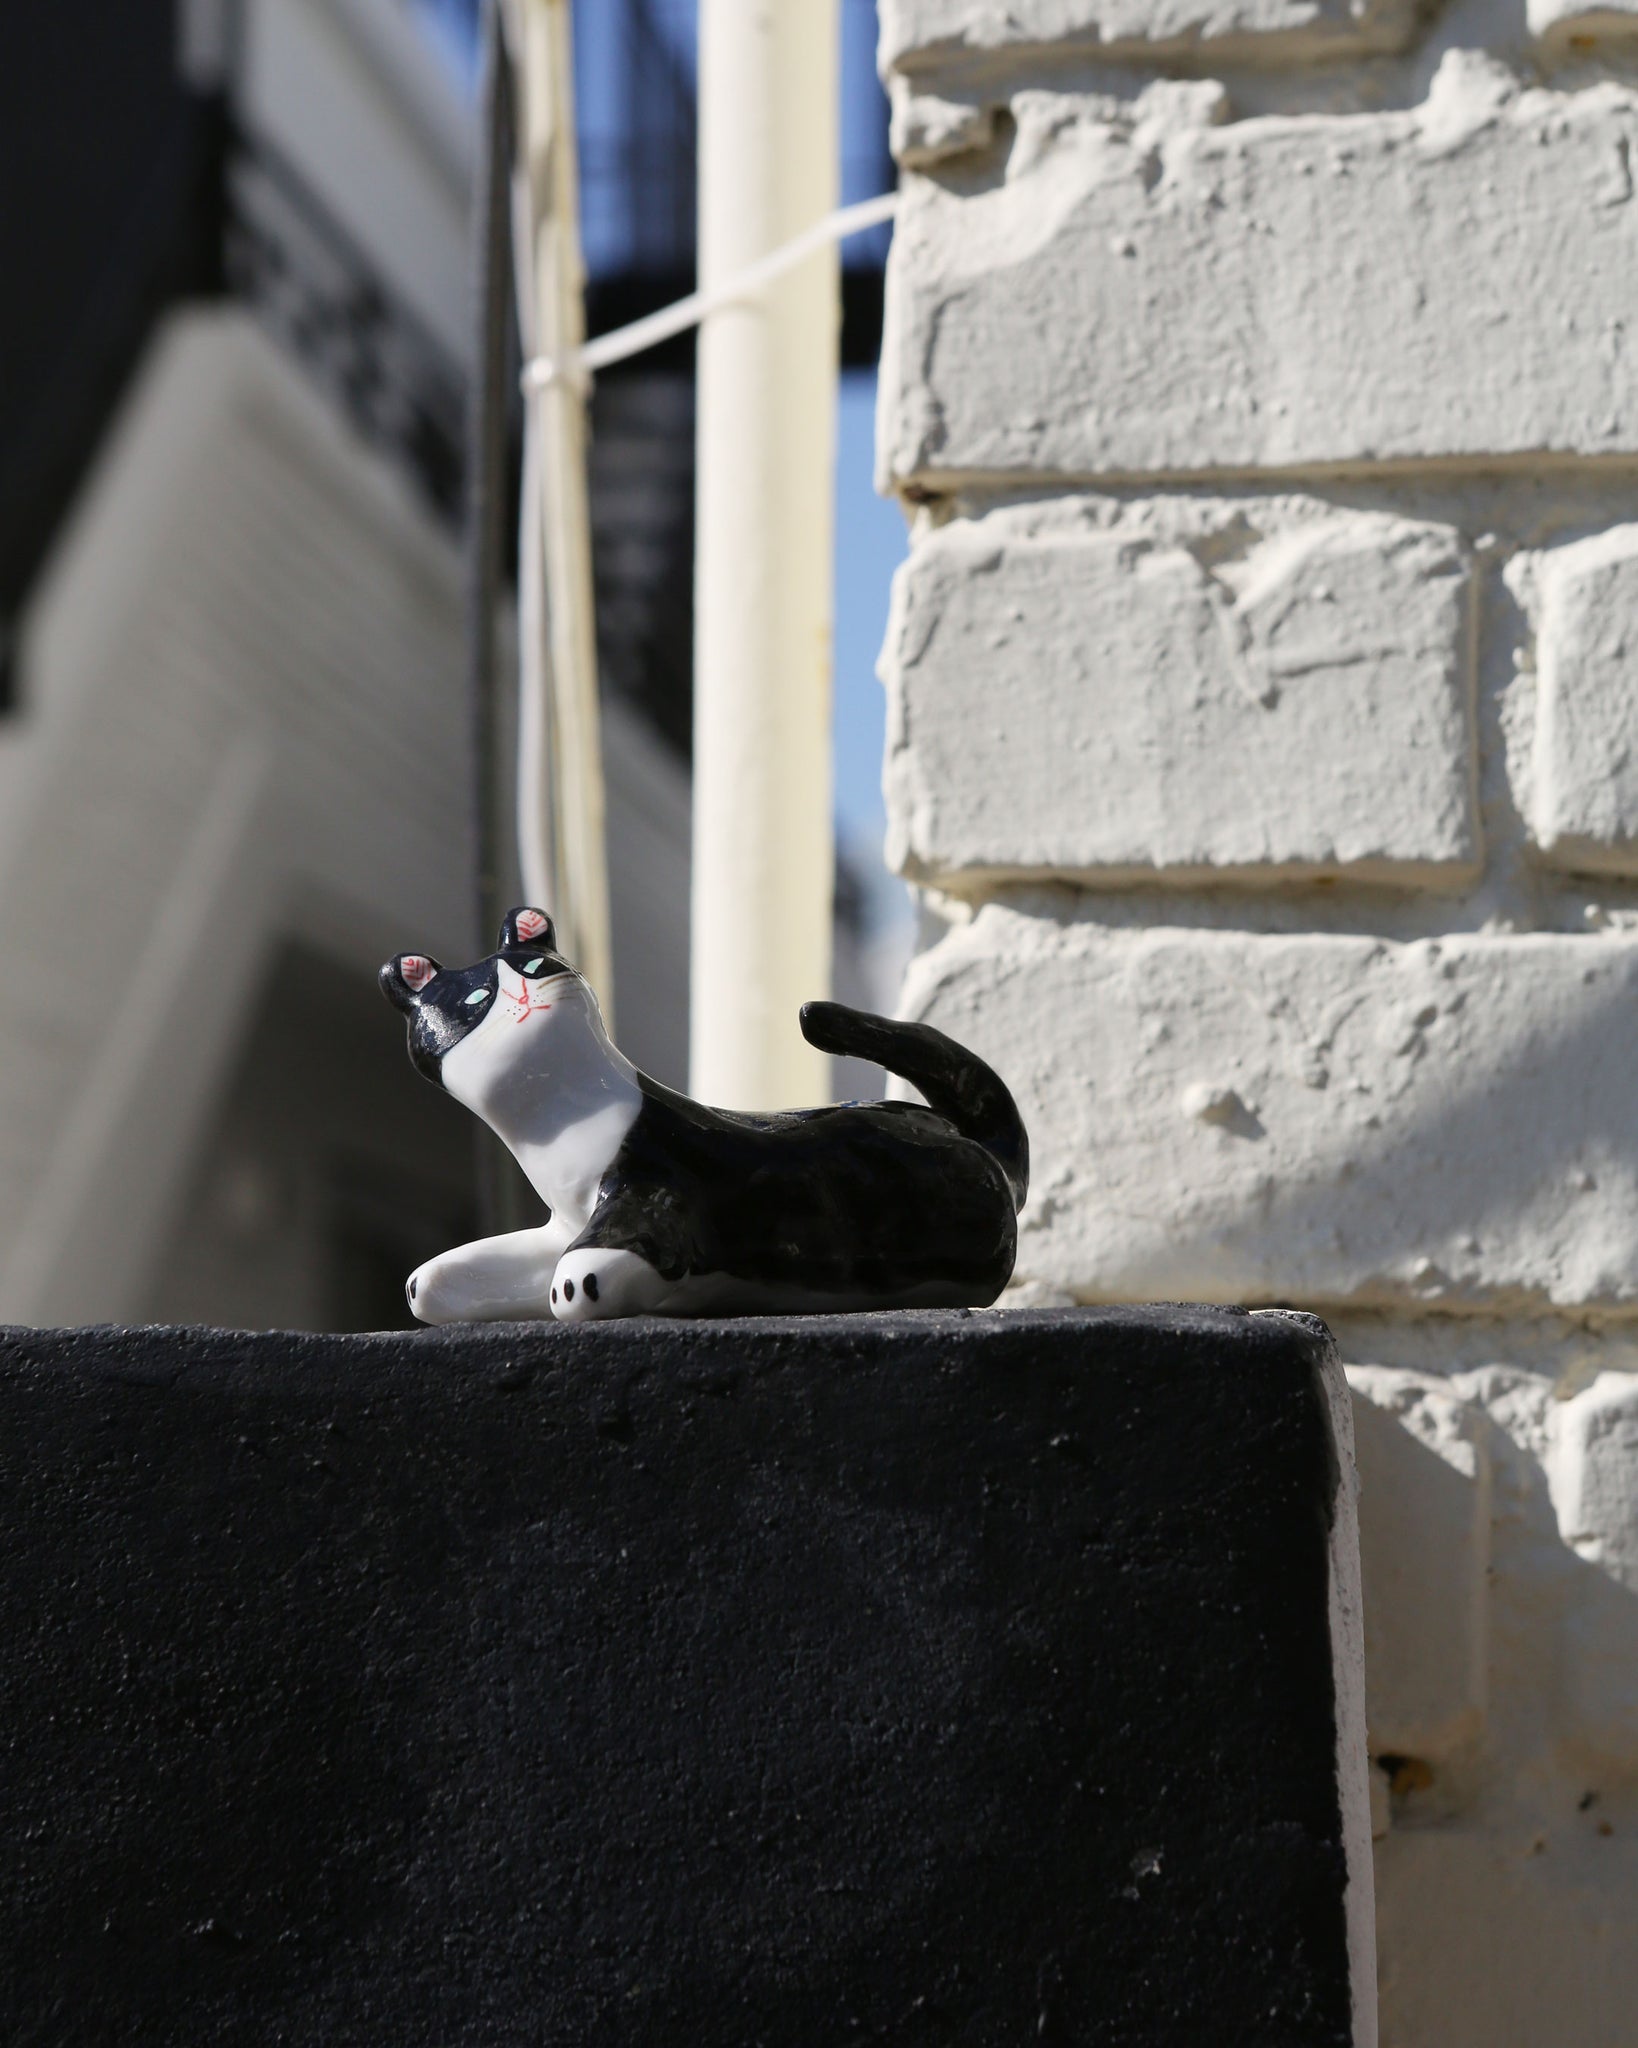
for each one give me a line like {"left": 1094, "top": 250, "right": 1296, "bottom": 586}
{"left": 880, "top": 2, "right": 1638, "bottom": 2034}
{"left": 883, "top": 499, "right": 1477, "bottom": 884}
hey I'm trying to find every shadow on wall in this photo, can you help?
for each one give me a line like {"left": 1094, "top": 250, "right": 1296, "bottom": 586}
{"left": 1278, "top": 955, "right": 1638, "bottom": 1302}
{"left": 1353, "top": 1371, "right": 1638, "bottom": 2046}
{"left": 1214, "top": 944, "right": 1638, "bottom": 1307}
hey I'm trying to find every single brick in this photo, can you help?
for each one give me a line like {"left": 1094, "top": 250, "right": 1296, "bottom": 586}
{"left": 902, "top": 912, "right": 1638, "bottom": 1310}
{"left": 880, "top": 0, "right": 1424, "bottom": 73}
{"left": 1552, "top": 1371, "right": 1638, "bottom": 1591}
{"left": 1528, "top": 527, "right": 1638, "bottom": 875}
{"left": 1531, "top": 0, "right": 1638, "bottom": 38}
{"left": 880, "top": 59, "right": 1638, "bottom": 484}
{"left": 882, "top": 501, "right": 1477, "bottom": 884}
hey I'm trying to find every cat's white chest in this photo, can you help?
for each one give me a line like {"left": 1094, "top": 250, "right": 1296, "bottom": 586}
{"left": 441, "top": 976, "right": 641, "bottom": 1224}
{"left": 519, "top": 1096, "right": 640, "bottom": 1225}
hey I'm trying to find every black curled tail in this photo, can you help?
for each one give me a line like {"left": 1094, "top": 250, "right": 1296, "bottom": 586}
{"left": 800, "top": 1000, "right": 1029, "bottom": 1212}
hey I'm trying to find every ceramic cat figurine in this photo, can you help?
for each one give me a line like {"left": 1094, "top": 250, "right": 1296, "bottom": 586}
{"left": 381, "top": 907, "right": 1028, "bottom": 1324}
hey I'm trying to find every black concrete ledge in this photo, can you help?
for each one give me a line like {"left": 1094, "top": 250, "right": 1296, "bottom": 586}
{"left": 0, "top": 1307, "right": 1372, "bottom": 2046}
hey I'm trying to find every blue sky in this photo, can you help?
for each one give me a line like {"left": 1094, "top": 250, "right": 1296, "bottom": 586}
{"left": 834, "top": 371, "right": 909, "bottom": 877}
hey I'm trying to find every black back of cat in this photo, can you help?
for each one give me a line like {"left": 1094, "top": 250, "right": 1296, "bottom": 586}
{"left": 800, "top": 1002, "right": 1028, "bottom": 1211}
{"left": 596, "top": 1002, "right": 1029, "bottom": 1309}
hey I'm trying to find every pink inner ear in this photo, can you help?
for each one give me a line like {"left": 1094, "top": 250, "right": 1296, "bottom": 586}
{"left": 515, "top": 910, "right": 548, "bottom": 940}
{"left": 401, "top": 955, "right": 435, "bottom": 992}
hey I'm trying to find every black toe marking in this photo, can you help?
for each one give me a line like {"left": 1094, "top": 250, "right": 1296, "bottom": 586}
{"left": 583, "top": 1271, "right": 599, "bottom": 1303}
{"left": 407, "top": 1276, "right": 417, "bottom": 1302}
{"left": 551, "top": 1286, "right": 558, "bottom": 1304}
{"left": 563, "top": 1278, "right": 575, "bottom": 1302}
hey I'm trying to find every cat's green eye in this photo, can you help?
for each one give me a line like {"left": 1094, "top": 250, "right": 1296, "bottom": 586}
{"left": 464, "top": 988, "right": 490, "bottom": 1006}
{"left": 522, "top": 957, "right": 545, "bottom": 974}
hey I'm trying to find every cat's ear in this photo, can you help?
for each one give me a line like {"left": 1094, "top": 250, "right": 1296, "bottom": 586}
{"left": 380, "top": 953, "right": 441, "bottom": 1010}
{"left": 499, "top": 906, "right": 556, "bottom": 952}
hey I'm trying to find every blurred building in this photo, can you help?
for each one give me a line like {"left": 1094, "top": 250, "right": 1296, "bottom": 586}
{"left": 0, "top": 0, "right": 897, "bottom": 1330}
{"left": 0, "top": 0, "right": 693, "bottom": 1330}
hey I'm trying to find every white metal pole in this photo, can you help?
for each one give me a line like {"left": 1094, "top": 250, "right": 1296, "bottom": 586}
{"left": 506, "top": 0, "right": 615, "bottom": 1020}
{"left": 690, "top": 0, "right": 839, "bottom": 1110}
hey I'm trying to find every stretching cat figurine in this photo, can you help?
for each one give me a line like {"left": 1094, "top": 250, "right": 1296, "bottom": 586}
{"left": 381, "top": 907, "right": 1028, "bottom": 1323}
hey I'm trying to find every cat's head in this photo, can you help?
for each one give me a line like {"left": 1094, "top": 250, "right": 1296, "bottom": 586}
{"left": 380, "top": 906, "right": 586, "bottom": 1093}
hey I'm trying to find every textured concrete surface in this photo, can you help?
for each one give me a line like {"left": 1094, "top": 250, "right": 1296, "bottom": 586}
{"left": 882, "top": 500, "right": 1477, "bottom": 885}
{"left": 0, "top": 1310, "right": 1368, "bottom": 2047}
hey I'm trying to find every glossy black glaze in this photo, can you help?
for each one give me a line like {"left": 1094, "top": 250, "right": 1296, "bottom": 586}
{"left": 382, "top": 909, "right": 1030, "bottom": 1313}
{"left": 585, "top": 1074, "right": 1016, "bottom": 1301}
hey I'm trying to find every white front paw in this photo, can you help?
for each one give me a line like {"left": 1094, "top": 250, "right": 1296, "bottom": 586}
{"left": 550, "top": 1247, "right": 668, "bottom": 1322}
{"left": 406, "top": 1249, "right": 498, "bottom": 1326}
{"left": 406, "top": 1253, "right": 460, "bottom": 1325}
{"left": 405, "top": 1226, "right": 564, "bottom": 1324}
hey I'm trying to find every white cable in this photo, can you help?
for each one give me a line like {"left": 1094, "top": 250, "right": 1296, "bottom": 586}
{"left": 519, "top": 189, "right": 900, "bottom": 394}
